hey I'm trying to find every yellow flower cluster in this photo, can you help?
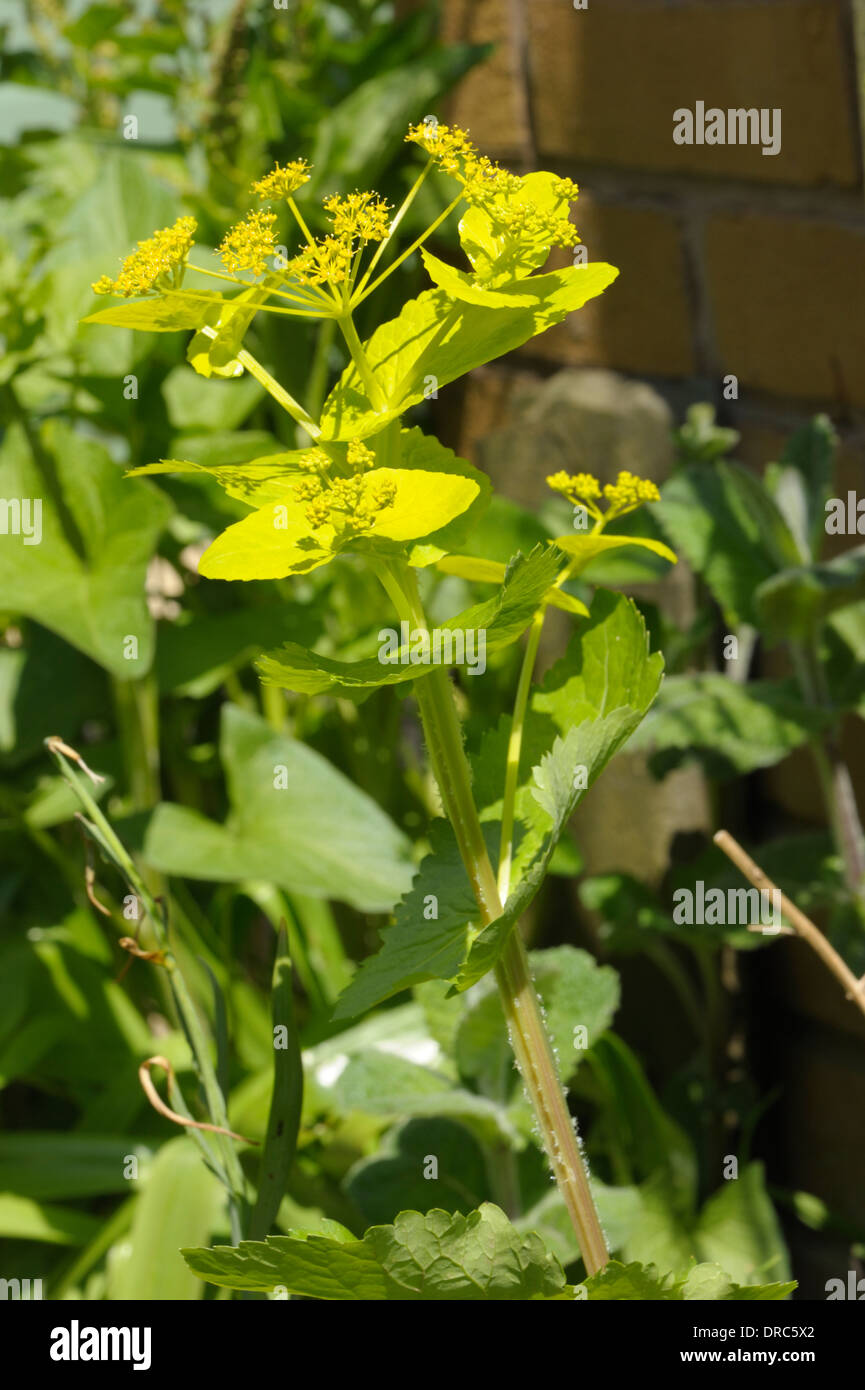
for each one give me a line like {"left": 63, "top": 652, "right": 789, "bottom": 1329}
{"left": 252, "top": 160, "right": 311, "bottom": 200}
{"left": 346, "top": 438, "right": 376, "bottom": 470}
{"left": 323, "top": 192, "right": 391, "bottom": 243}
{"left": 547, "top": 471, "right": 602, "bottom": 505}
{"left": 218, "top": 209, "right": 278, "bottom": 275}
{"left": 301, "top": 475, "right": 397, "bottom": 534}
{"left": 293, "top": 438, "right": 389, "bottom": 532}
{"left": 547, "top": 469, "right": 659, "bottom": 519}
{"left": 92, "top": 216, "right": 196, "bottom": 297}
{"left": 497, "top": 202, "right": 579, "bottom": 249}
{"left": 405, "top": 123, "right": 579, "bottom": 253}
{"left": 603, "top": 470, "right": 661, "bottom": 513}
{"left": 406, "top": 121, "right": 518, "bottom": 203}
{"left": 287, "top": 234, "right": 353, "bottom": 287}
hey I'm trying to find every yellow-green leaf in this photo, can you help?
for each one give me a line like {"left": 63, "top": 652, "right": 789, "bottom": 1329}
{"left": 198, "top": 468, "right": 480, "bottom": 582}
{"left": 554, "top": 534, "right": 677, "bottom": 573}
{"left": 434, "top": 553, "right": 589, "bottom": 617}
{"left": 82, "top": 289, "right": 223, "bottom": 332}
{"left": 127, "top": 453, "right": 311, "bottom": 508}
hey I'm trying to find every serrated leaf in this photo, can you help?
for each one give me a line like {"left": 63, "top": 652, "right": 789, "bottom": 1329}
{"left": 258, "top": 545, "right": 561, "bottom": 694}
{"left": 581, "top": 1259, "right": 794, "bottom": 1301}
{"left": 631, "top": 673, "right": 829, "bottom": 777}
{"left": 319, "top": 264, "right": 618, "bottom": 441}
{"left": 183, "top": 1202, "right": 565, "bottom": 1300}
{"left": 334, "top": 591, "right": 662, "bottom": 1011}
{"left": 435, "top": 552, "right": 589, "bottom": 616}
{"left": 138, "top": 705, "right": 412, "bottom": 913}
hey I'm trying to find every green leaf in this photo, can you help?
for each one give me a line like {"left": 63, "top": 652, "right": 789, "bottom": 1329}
{"left": 553, "top": 532, "right": 677, "bottom": 571}
{"left": 694, "top": 1162, "right": 792, "bottom": 1288}
{"left": 345, "top": 1118, "right": 489, "bottom": 1225}
{"left": 138, "top": 704, "right": 412, "bottom": 913}
{"left": 398, "top": 427, "right": 491, "bottom": 564}
{"left": 183, "top": 1202, "right": 565, "bottom": 1300}
{"left": 755, "top": 546, "right": 865, "bottom": 639}
{"left": 128, "top": 452, "right": 309, "bottom": 509}
{"left": 326, "top": 1052, "right": 516, "bottom": 1146}
{"left": 455, "top": 172, "right": 578, "bottom": 283}
{"left": 0, "top": 1134, "right": 151, "bottom": 1200}
{"left": 248, "top": 927, "right": 303, "bottom": 1242}
{"left": 632, "top": 674, "right": 829, "bottom": 777}
{"left": 108, "top": 1137, "right": 225, "bottom": 1301}
{"left": 674, "top": 403, "right": 740, "bottom": 465}
{"left": 656, "top": 462, "right": 779, "bottom": 626}
{"left": 456, "top": 592, "right": 664, "bottom": 988}
{"left": 258, "top": 545, "right": 561, "bottom": 694}
{"left": 82, "top": 289, "right": 222, "bottom": 332}
{"left": 455, "top": 946, "right": 620, "bottom": 1097}
{"left": 334, "top": 590, "right": 662, "bottom": 1010}
{"left": 0, "top": 1194, "right": 99, "bottom": 1246}
{"left": 0, "top": 421, "right": 171, "bottom": 675}
{"left": 435, "top": 553, "right": 589, "bottom": 616}
{"left": 766, "top": 415, "right": 837, "bottom": 559}
{"left": 580, "top": 1259, "right": 795, "bottom": 1301}
{"left": 198, "top": 465, "right": 481, "bottom": 582}
{"left": 319, "top": 264, "right": 618, "bottom": 441}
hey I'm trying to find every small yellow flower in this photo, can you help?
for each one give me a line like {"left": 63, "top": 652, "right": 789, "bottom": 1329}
{"left": 299, "top": 448, "right": 332, "bottom": 476}
{"left": 252, "top": 160, "right": 311, "bottom": 200}
{"left": 323, "top": 192, "right": 391, "bottom": 243}
{"left": 92, "top": 216, "right": 197, "bottom": 297}
{"left": 346, "top": 439, "right": 376, "bottom": 471}
{"left": 299, "top": 471, "right": 397, "bottom": 535}
{"left": 287, "top": 234, "right": 353, "bottom": 287}
{"left": 603, "top": 470, "right": 661, "bottom": 515}
{"left": 292, "top": 477, "right": 325, "bottom": 503}
{"left": 547, "top": 471, "right": 602, "bottom": 504}
{"left": 218, "top": 209, "right": 278, "bottom": 275}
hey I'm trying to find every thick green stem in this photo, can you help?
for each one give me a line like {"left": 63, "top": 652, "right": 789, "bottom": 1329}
{"left": 384, "top": 562, "right": 609, "bottom": 1274}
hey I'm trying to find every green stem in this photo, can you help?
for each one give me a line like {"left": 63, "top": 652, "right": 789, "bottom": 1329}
{"left": 381, "top": 562, "right": 609, "bottom": 1274}
{"left": 45, "top": 742, "right": 250, "bottom": 1227}
{"left": 337, "top": 313, "right": 386, "bottom": 412}
{"left": 354, "top": 193, "right": 463, "bottom": 306}
{"left": 353, "top": 156, "right": 434, "bottom": 299}
{"left": 792, "top": 636, "right": 865, "bottom": 919}
{"left": 236, "top": 348, "right": 321, "bottom": 436}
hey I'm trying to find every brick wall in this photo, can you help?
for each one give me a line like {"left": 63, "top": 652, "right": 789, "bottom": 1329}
{"left": 404, "top": 0, "right": 865, "bottom": 471}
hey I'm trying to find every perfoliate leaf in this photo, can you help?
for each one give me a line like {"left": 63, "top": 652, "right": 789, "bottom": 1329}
{"left": 137, "top": 704, "right": 412, "bottom": 913}
{"left": 198, "top": 467, "right": 481, "bottom": 581}
{"left": 421, "top": 248, "right": 540, "bottom": 308}
{"left": 754, "top": 545, "right": 865, "bottom": 639}
{"left": 319, "top": 264, "right": 618, "bottom": 441}
{"left": 182, "top": 1203, "right": 566, "bottom": 1300}
{"left": 128, "top": 452, "right": 310, "bottom": 508}
{"left": 655, "top": 463, "right": 778, "bottom": 626}
{"left": 631, "top": 673, "right": 829, "bottom": 777}
{"left": 457, "top": 172, "right": 577, "bottom": 282}
{"left": 82, "top": 289, "right": 222, "bottom": 332}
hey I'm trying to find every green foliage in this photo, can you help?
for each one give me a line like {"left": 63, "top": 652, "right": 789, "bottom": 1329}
{"left": 183, "top": 1202, "right": 566, "bottom": 1300}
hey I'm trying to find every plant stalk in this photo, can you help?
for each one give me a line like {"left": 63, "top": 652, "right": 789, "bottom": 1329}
{"left": 385, "top": 562, "right": 609, "bottom": 1274}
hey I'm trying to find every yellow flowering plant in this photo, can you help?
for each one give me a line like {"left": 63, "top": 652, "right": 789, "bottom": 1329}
{"left": 85, "top": 125, "right": 679, "bottom": 1291}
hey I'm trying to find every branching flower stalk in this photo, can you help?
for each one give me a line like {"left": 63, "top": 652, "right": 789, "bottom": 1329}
{"left": 85, "top": 124, "right": 671, "bottom": 1272}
